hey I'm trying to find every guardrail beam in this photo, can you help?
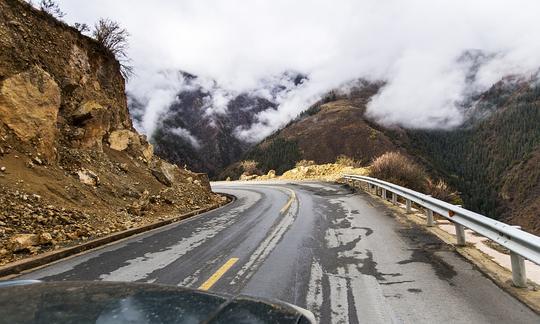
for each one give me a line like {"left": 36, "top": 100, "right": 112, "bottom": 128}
{"left": 342, "top": 174, "right": 540, "bottom": 282}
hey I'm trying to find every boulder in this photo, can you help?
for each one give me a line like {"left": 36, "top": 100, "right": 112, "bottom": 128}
{"left": 142, "top": 143, "right": 154, "bottom": 161}
{"left": 0, "top": 66, "right": 60, "bottom": 160}
{"left": 38, "top": 232, "right": 53, "bottom": 245}
{"left": 128, "top": 190, "right": 150, "bottom": 215}
{"left": 192, "top": 173, "right": 212, "bottom": 191}
{"left": 7, "top": 234, "right": 39, "bottom": 252}
{"left": 108, "top": 129, "right": 140, "bottom": 151}
{"left": 267, "top": 170, "right": 276, "bottom": 178}
{"left": 151, "top": 161, "right": 178, "bottom": 187}
{"left": 77, "top": 169, "right": 100, "bottom": 186}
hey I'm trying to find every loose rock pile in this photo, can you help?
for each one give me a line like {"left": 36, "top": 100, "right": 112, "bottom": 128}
{"left": 251, "top": 163, "right": 369, "bottom": 182}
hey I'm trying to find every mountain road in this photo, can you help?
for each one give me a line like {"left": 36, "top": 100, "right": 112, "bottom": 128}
{"left": 17, "top": 181, "right": 539, "bottom": 323}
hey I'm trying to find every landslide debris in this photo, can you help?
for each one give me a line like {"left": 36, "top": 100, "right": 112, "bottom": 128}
{"left": 249, "top": 158, "right": 369, "bottom": 182}
{"left": 0, "top": 0, "right": 222, "bottom": 266}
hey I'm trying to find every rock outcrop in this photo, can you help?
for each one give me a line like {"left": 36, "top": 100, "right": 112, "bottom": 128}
{"left": 0, "top": 0, "right": 222, "bottom": 266}
{"left": 0, "top": 66, "right": 60, "bottom": 160}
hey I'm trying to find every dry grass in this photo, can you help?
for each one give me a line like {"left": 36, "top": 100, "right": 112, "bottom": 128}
{"left": 369, "top": 152, "right": 427, "bottom": 192}
{"left": 335, "top": 155, "right": 363, "bottom": 167}
{"left": 426, "top": 179, "right": 463, "bottom": 204}
{"left": 369, "top": 151, "right": 463, "bottom": 204}
{"left": 240, "top": 160, "right": 259, "bottom": 175}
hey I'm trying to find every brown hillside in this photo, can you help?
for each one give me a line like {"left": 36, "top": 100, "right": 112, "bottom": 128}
{"left": 277, "top": 98, "right": 401, "bottom": 165}
{"left": 0, "top": 0, "right": 221, "bottom": 265}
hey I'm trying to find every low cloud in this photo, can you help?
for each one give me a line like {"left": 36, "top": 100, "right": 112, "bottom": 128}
{"left": 169, "top": 127, "right": 202, "bottom": 149}
{"left": 57, "top": 0, "right": 540, "bottom": 141}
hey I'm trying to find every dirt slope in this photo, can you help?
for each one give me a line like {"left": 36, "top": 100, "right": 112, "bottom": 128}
{"left": 0, "top": 0, "right": 222, "bottom": 265}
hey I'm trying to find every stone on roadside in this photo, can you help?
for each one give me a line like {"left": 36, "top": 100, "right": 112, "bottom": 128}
{"left": 38, "top": 232, "right": 53, "bottom": 245}
{"left": 7, "top": 233, "right": 39, "bottom": 252}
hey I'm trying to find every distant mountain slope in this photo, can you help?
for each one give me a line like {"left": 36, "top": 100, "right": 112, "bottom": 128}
{"left": 220, "top": 81, "right": 408, "bottom": 178}
{"left": 129, "top": 72, "right": 306, "bottom": 178}
{"left": 237, "top": 79, "right": 540, "bottom": 234}
{"left": 402, "top": 80, "right": 540, "bottom": 233}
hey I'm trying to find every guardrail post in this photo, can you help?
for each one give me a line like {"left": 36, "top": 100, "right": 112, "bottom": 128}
{"left": 391, "top": 192, "right": 397, "bottom": 205}
{"left": 510, "top": 251, "right": 527, "bottom": 288}
{"left": 382, "top": 188, "right": 387, "bottom": 200}
{"left": 426, "top": 209, "right": 434, "bottom": 226}
{"left": 406, "top": 199, "right": 412, "bottom": 213}
{"left": 455, "top": 223, "right": 466, "bottom": 246}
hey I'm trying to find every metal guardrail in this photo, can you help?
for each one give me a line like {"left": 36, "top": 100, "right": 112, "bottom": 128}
{"left": 343, "top": 174, "right": 540, "bottom": 288}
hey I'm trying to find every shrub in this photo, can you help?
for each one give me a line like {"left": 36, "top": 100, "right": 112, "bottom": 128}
{"left": 369, "top": 152, "right": 427, "bottom": 191}
{"left": 426, "top": 179, "right": 463, "bottom": 204}
{"left": 74, "top": 22, "right": 90, "bottom": 34}
{"left": 240, "top": 160, "right": 259, "bottom": 176}
{"left": 39, "top": 0, "right": 65, "bottom": 19}
{"left": 92, "top": 19, "right": 133, "bottom": 79}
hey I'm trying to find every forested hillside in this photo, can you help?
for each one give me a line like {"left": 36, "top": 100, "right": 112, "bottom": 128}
{"left": 234, "top": 79, "right": 540, "bottom": 234}
{"left": 401, "top": 81, "right": 540, "bottom": 232}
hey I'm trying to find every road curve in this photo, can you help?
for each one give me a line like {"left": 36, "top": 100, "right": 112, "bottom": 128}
{"left": 17, "top": 181, "right": 539, "bottom": 323}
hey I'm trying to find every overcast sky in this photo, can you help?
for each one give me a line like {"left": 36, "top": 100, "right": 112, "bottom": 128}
{"left": 56, "top": 0, "right": 540, "bottom": 141}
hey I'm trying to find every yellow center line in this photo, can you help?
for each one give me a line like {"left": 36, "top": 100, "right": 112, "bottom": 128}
{"left": 279, "top": 189, "right": 297, "bottom": 214}
{"left": 198, "top": 257, "right": 239, "bottom": 291}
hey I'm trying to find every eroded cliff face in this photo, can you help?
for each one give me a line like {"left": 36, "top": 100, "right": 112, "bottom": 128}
{"left": 0, "top": 0, "right": 223, "bottom": 265}
{"left": 0, "top": 0, "right": 131, "bottom": 156}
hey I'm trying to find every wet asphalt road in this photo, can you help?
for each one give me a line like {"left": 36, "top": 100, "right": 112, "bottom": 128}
{"left": 17, "top": 181, "right": 539, "bottom": 323}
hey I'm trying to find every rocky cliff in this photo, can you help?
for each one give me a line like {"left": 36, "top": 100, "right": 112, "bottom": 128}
{"left": 0, "top": 0, "right": 222, "bottom": 265}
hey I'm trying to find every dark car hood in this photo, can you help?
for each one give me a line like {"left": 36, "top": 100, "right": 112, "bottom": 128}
{"left": 0, "top": 281, "right": 314, "bottom": 324}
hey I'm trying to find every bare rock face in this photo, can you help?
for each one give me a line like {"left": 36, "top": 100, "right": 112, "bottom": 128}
{"left": 71, "top": 101, "right": 111, "bottom": 149}
{"left": 108, "top": 130, "right": 154, "bottom": 163}
{"left": 108, "top": 129, "right": 140, "bottom": 151}
{"left": 0, "top": 66, "right": 60, "bottom": 160}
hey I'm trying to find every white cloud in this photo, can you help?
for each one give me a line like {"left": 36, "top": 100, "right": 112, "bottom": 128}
{"left": 169, "top": 127, "right": 202, "bottom": 149}
{"left": 57, "top": 0, "right": 540, "bottom": 141}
